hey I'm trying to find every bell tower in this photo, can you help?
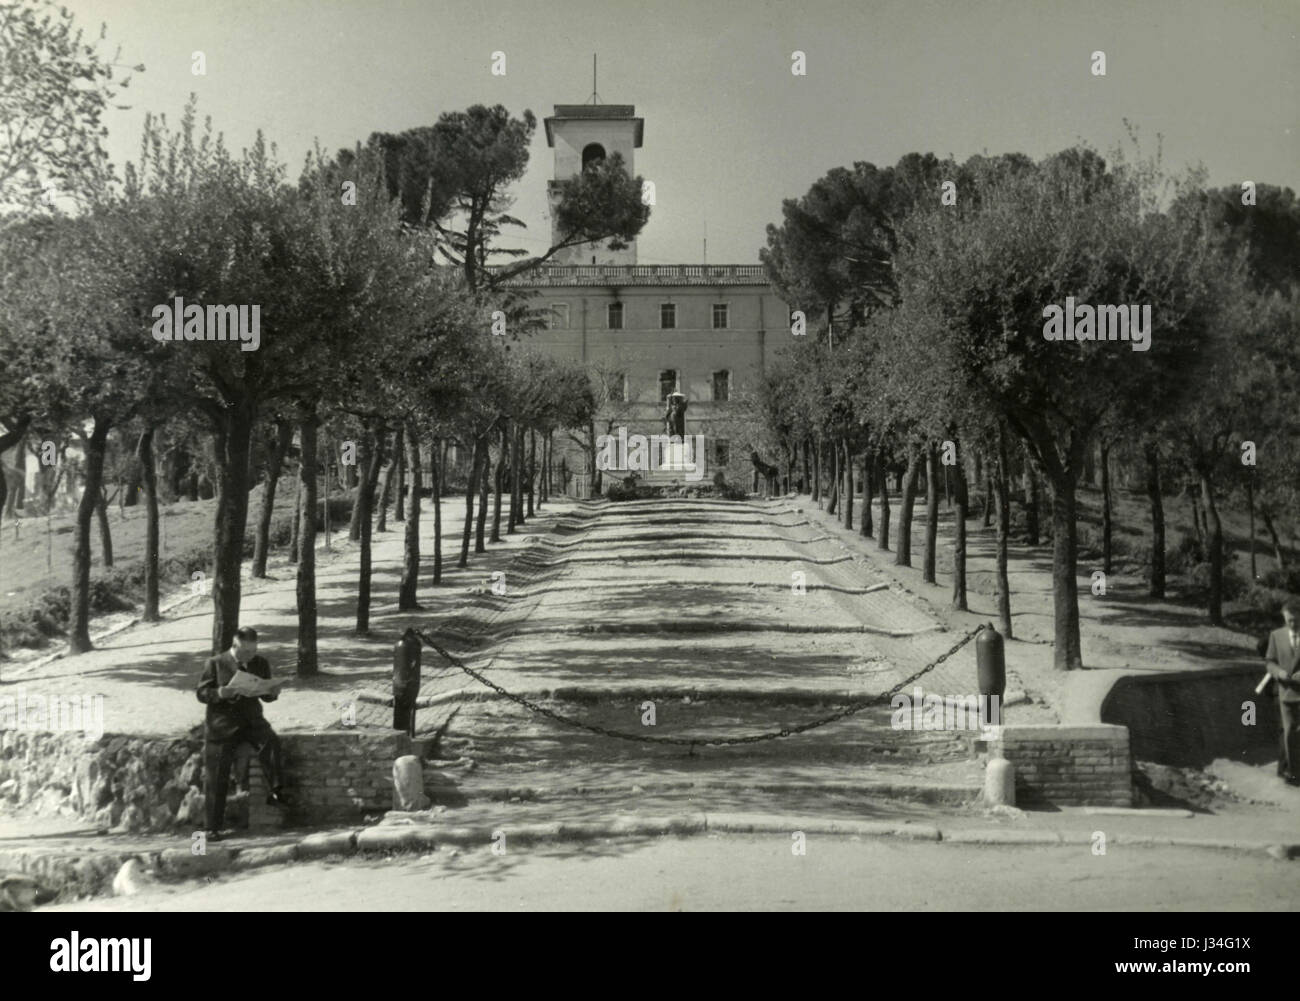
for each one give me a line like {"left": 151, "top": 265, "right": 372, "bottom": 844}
{"left": 544, "top": 74, "right": 644, "bottom": 266}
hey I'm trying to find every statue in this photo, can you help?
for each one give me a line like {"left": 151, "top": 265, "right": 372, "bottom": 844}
{"left": 663, "top": 392, "right": 687, "bottom": 439}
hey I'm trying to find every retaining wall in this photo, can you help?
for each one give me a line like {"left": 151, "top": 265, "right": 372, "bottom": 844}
{"left": 0, "top": 728, "right": 412, "bottom": 833}
{"left": 981, "top": 724, "right": 1133, "bottom": 806}
{"left": 1098, "top": 664, "right": 1280, "bottom": 768}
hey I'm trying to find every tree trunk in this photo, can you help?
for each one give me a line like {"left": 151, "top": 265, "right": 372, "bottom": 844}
{"left": 1100, "top": 442, "right": 1113, "bottom": 575}
{"left": 399, "top": 423, "right": 422, "bottom": 610}
{"left": 507, "top": 424, "right": 521, "bottom": 532}
{"left": 69, "top": 418, "right": 111, "bottom": 653}
{"left": 860, "top": 452, "right": 872, "bottom": 538}
{"left": 0, "top": 416, "right": 32, "bottom": 540}
{"left": 812, "top": 440, "right": 821, "bottom": 504}
{"left": 252, "top": 419, "right": 292, "bottom": 577}
{"left": 950, "top": 449, "right": 968, "bottom": 610}
{"left": 1049, "top": 479, "right": 1083, "bottom": 670}
{"left": 476, "top": 438, "right": 491, "bottom": 553}
{"left": 322, "top": 432, "right": 332, "bottom": 551}
{"left": 877, "top": 452, "right": 891, "bottom": 552}
{"left": 982, "top": 465, "right": 992, "bottom": 529}
{"left": 1023, "top": 451, "right": 1040, "bottom": 545}
{"left": 289, "top": 465, "right": 301, "bottom": 565}
{"left": 460, "top": 435, "right": 482, "bottom": 568}
{"left": 1246, "top": 473, "right": 1257, "bottom": 581}
{"left": 994, "top": 427, "right": 1012, "bottom": 637}
{"left": 513, "top": 424, "right": 526, "bottom": 527}
{"left": 1200, "top": 470, "right": 1224, "bottom": 626}
{"left": 802, "top": 439, "right": 811, "bottom": 496}
{"left": 348, "top": 435, "right": 367, "bottom": 542}
{"left": 895, "top": 449, "right": 920, "bottom": 568}
{"left": 393, "top": 435, "right": 406, "bottom": 523}
{"left": 826, "top": 441, "right": 839, "bottom": 515}
{"left": 355, "top": 426, "right": 385, "bottom": 634}
{"left": 1144, "top": 442, "right": 1166, "bottom": 598}
{"left": 527, "top": 430, "right": 536, "bottom": 518}
{"left": 1263, "top": 508, "right": 1286, "bottom": 572}
{"left": 1189, "top": 488, "right": 1204, "bottom": 545}
{"left": 841, "top": 441, "right": 853, "bottom": 529}
{"left": 377, "top": 426, "right": 401, "bottom": 534}
{"left": 491, "top": 425, "right": 507, "bottom": 542}
{"left": 431, "top": 436, "right": 443, "bottom": 585}
{"left": 95, "top": 486, "right": 112, "bottom": 567}
{"left": 210, "top": 400, "right": 256, "bottom": 655}
{"left": 923, "top": 442, "right": 939, "bottom": 584}
{"left": 137, "top": 427, "right": 161, "bottom": 622}
{"left": 296, "top": 412, "right": 319, "bottom": 676}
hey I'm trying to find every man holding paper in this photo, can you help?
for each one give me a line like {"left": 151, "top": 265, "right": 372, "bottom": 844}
{"left": 1263, "top": 600, "right": 1300, "bottom": 787}
{"left": 196, "top": 626, "right": 290, "bottom": 838}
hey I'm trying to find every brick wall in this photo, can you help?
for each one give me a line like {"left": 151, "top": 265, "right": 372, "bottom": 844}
{"left": 982, "top": 724, "right": 1132, "bottom": 806}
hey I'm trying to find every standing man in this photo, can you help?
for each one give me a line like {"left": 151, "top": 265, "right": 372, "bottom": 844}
{"left": 1264, "top": 599, "right": 1300, "bottom": 786}
{"left": 196, "top": 626, "right": 291, "bottom": 839}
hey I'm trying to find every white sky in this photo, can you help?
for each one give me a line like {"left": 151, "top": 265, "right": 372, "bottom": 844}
{"left": 63, "top": 0, "right": 1300, "bottom": 264}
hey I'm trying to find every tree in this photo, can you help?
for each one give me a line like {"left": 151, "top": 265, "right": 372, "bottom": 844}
{"left": 893, "top": 149, "right": 1228, "bottom": 668}
{"left": 0, "top": 0, "right": 140, "bottom": 212}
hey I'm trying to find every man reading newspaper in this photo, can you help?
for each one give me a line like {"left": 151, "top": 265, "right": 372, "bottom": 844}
{"left": 196, "top": 626, "right": 290, "bottom": 838}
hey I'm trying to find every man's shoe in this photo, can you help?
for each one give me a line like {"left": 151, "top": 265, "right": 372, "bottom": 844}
{"left": 266, "top": 790, "right": 292, "bottom": 808}
{"left": 202, "top": 829, "right": 226, "bottom": 842}
{"left": 1286, "top": 776, "right": 1300, "bottom": 787}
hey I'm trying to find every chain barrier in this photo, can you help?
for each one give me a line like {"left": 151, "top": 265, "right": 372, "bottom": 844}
{"left": 414, "top": 626, "right": 982, "bottom": 753}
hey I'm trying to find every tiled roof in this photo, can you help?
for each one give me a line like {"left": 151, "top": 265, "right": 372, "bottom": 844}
{"left": 496, "top": 264, "right": 771, "bottom": 288}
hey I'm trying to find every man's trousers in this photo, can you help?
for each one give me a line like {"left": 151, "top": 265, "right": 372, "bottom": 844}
{"left": 203, "top": 718, "right": 284, "bottom": 831}
{"left": 1280, "top": 700, "right": 1300, "bottom": 780}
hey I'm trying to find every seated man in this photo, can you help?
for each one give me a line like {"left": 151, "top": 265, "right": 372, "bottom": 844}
{"left": 196, "top": 626, "right": 290, "bottom": 839}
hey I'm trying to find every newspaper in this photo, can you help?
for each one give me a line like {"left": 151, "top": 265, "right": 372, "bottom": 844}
{"left": 225, "top": 669, "right": 281, "bottom": 698}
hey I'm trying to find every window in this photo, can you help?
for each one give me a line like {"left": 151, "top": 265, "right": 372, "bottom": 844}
{"left": 547, "top": 303, "right": 570, "bottom": 330}
{"left": 607, "top": 301, "right": 624, "bottom": 330}
{"left": 606, "top": 372, "right": 627, "bottom": 402}
{"left": 582, "top": 143, "right": 606, "bottom": 171}
{"left": 714, "top": 438, "right": 730, "bottom": 466}
{"left": 712, "top": 303, "right": 729, "bottom": 329}
{"left": 660, "top": 302, "right": 676, "bottom": 329}
{"left": 712, "top": 370, "right": 730, "bottom": 402}
{"left": 658, "top": 370, "right": 678, "bottom": 402}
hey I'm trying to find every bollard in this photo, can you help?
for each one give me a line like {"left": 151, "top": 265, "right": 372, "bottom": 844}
{"left": 976, "top": 622, "right": 1005, "bottom": 727}
{"left": 984, "top": 753, "right": 1016, "bottom": 806}
{"left": 393, "top": 628, "right": 422, "bottom": 737}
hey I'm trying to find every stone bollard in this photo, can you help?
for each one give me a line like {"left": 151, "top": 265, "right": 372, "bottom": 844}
{"left": 392, "top": 755, "right": 430, "bottom": 812}
{"left": 984, "top": 753, "right": 1016, "bottom": 807}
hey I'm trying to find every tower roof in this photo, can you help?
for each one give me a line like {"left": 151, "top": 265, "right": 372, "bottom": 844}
{"left": 544, "top": 104, "right": 644, "bottom": 147}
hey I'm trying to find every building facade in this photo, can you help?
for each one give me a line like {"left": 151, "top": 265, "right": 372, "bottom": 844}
{"left": 513, "top": 101, "right": 788, "bottom": 490}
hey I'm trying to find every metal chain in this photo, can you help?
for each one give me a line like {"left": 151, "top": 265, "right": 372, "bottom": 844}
{"left": 415, "top": 626, "right": 982, "bottom": 750}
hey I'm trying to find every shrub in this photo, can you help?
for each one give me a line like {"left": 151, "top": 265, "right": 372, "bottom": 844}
{"left": 1167, "top": 535, "right": 1206, "bottom": 576}
{"left": 1258, "top": 566, "right": 1300, "bottom": 593}
{"left": 1189, "top": 556, "right": 1249, "bottom": 602}
{"left": 1244, "top": 584, "right": 1292, "bottom": 618}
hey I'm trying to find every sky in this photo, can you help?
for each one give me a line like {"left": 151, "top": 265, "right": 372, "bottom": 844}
{"left": 61, "top": 0, "right": 1300, "bottom": 265}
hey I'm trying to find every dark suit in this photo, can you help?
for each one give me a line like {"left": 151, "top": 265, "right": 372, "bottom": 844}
{"left": 196, "top": 652, "right": 284, "bottom": 830}
{"left": 1264, "top": 628, "right": 1300, "bottom": 780}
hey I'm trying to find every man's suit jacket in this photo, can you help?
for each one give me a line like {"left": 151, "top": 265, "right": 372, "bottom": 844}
{"left": 1264, "top": 628, "right": 1300, "bottom": 704}
{"left": 196, "top": 653, "right": 279, "bottom": 740}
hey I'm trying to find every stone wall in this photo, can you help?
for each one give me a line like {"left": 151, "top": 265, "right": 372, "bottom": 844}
{"left": 981, "top": 724, "right": 1132, "bottom": 806}
{"left": 0, "top": 728, "right": 412, "bottom": 832}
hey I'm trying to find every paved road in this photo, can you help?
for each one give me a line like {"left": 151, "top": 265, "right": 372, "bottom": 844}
{"left": 44, "top": 834, "right": 1300, "bottom": 911}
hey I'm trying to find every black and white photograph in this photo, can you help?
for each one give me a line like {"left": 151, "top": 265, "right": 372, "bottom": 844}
{"left": 0, "top": 0, "right": 1297, "bottom": 949}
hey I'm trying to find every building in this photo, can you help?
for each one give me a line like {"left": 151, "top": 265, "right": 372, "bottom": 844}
{"left": 509, "top": 99, "right": 788, "bottom": 492}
